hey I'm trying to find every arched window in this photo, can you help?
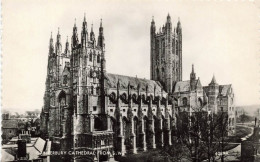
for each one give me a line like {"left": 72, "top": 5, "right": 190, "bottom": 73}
{"left": 132, "top": 94, "right": 137, "bottom": 103}
{"left": 109, "top": 92, "right": 116, "bottom": 104}
{"left": 89, "top": 52, "right": 92, "bottom": 62}
{"left": 84, "top": 56, "right": 87, "bottom": 66}
{"left": 134, "top": 117, "right": 138, "bottom": 145}
{"left": 156, "top": 68, "right": 160, "bottom": 80}
{"left": 198, "top": 98, "right": 203, "bottom": 107}
{"left": 143, "top": 116, "right": 148, "bottom": 142}
{"left": 162, "top": 41, "right": 165, "bottom": 54}
{"left": 122, "top": 117, "right": 127, "bottom": 137}
{"left": 91, "top": 86, "right": 94, "bottom": 94}
{"left": 63, "top": 75, "right": 68, "bottom": 84}
{"left": 75, "top": 139, "right": 78, "bottom": 147}
{"left": 120, "top": 93, "right": 127, "bottom": 103}
{"left": 94, "top": 117, "right": 103, "bottom": 131}
{"left": 58, "top": 91, "right": 66, "bottom": 136}
{"left": 162, "top": 68, "right": 165, "bottom": 78}
{"left": 97, "top": 54, "right": 101, "bottom": 63}
{"left": 182, "top": 97, "right": 188, "bottom": 106}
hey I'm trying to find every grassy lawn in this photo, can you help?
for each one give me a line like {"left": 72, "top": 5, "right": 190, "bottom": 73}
{"left": 115, "top": 149, "right": 166, "bottom": 162}
{"left": 226, "top": 125, "right": 252, "bottom": 143}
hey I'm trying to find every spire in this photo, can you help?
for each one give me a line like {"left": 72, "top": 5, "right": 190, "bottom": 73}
{"left": 210, "top": 75, "right": 217, "bottom": 84}
{"left": 81, "top": 13, "right": 88, "bottom": 48}
{"left": 177, "top": 17, "right": 181, "bottom": 26}
{"left": 151, "top": 16, "right": 156, "bottom": 34}
{"left": 98, "top": 18, "right": 104, "bottom": 48}
{"left": 177, "top": 17, "right": 182, "bottom": 33}
{"left": 167, "top": 13, "right": 171, "bottom": 23}
{"left": 50, "top": 32, "right": 53, "bottom": 44}
{"left": 190, "top": 64, "right": 196, "bottom": 91}
{"left": 49, "top": 32, "right": 54, "bottom": 54}
{"left": 152, "top": 16, "right": 155, "bottom": 24}
{"left": 64, "top": 36, "right": 70, "bottom": 55}
{"left": 55, "top": 28, "right": 62, "bottom": 54}
{"left": 57, "top": 27, "right": 61, "bottom": 43}
{"left": 190, "top": 64, "right": 196, "bottom": 80}
{"left": 90, "top": 23, "right": 95, "bottom": 41}
{"left": 72, "top": 18, "right": 79, "bottom": 48}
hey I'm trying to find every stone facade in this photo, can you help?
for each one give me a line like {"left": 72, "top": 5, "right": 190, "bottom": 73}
{"left": 40, "top": 14, "right": 236, "bottom": 161}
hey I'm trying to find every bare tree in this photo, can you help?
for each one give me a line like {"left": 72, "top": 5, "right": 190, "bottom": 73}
{"left": 171, "top": 107, "right": 230, "bottom": 162}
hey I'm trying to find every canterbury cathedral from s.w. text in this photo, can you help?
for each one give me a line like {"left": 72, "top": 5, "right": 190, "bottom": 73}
{"left": 40, "top": 14, "right": 236, "bottom": 161}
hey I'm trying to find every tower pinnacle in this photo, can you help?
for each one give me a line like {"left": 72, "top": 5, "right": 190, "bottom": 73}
{"left": 210, "top": 75, "right": 217, "bottom": 84}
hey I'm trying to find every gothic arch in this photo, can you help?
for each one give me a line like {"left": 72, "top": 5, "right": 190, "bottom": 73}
{"left": 97, "top": 54, "right": 101, "bottom": 63}
{"left": 133, "top": 116, "right": 139, "bottom": 147}
{"left": 143, "top": 116, "right": 149, "bottom": 144}
{"left": 94, "top": 116, "right": 103, "bottom": 131}
{"left": 156, "top": 68, "right": 160, "bottom": 80}
{"left": 120, "top": 93, "right": 127, "bottom": 103}
{"left": 182, "top": 97, "right": 188, "bottom": 106}
{"left": 89, "top": 52, "right": 93, "bottom": 62}
{"left": 162, "top": 67, "right": 165, "bottom": 79}
{"left": 109, "top": 92, "right": 116, "bottom": 104}
{"left": 132, "top": 93, "right": 138, "bottom": 104}
{"left": 198, "top": 98, "right": 203, "bottom": 107}
{"left": 58, "top": 90, "right": 66, "bottom": 103}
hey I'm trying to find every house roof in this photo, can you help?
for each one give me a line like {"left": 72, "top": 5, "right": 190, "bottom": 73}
{"left": 2, "top": 119, "right": 19, "bottom": 129}
{"left": 219, "top": 85, "right": 232, "bottom": 96}
{"left": 173, "top": 79, "right": 201, "bottom": 93}
{"left": 174, "top": 80, "right": 190, "bottom": 92}
{"left": 105, "top": 73, "right": 165, "bottom": 95}
{"left": 2, "top": 137, "right": 47, "bottom": 161}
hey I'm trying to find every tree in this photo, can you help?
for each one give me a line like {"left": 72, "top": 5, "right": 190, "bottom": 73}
{"left": 171, "top": 107, "right": 230, "bottom": 162}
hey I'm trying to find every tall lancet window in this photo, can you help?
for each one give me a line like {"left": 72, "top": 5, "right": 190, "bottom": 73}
{"left": 58, "top": 91, "right": 66, "bottom": 136}
{"left": 89, "top": 52, "right": 93, "bottom": 62}
{"left": 162, "top": 40, "right": 165, "bottom": 55}
{"left": 162, "top": 68, "right": 165, "bottom": 79}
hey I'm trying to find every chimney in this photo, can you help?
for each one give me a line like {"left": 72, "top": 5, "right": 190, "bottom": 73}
{"left": 17, "top": 139, "right": 27, "bottom": 158}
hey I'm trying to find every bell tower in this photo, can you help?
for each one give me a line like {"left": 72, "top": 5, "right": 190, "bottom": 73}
{"left": 150, "top": 14, "right": 182, "bottom": 94}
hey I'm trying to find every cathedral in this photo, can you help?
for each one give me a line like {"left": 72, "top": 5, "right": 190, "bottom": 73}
{"left": 40, "top": 14, "right": 236, "bottom": 161}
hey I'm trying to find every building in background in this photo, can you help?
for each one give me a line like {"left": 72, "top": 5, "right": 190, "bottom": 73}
{"left": 1, "top": 131, "right": 51, "bottom": 162}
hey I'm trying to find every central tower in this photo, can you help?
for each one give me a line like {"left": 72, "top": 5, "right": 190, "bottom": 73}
{"left": 150, "top": 14, "right": 182, "bottom": 93}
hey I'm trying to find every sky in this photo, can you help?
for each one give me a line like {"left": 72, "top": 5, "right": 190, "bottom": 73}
{"left": 2, "top": 0, "right": 260, "bottom": 113}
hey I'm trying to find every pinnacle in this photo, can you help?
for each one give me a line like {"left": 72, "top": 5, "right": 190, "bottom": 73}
{"left": 74, "top": 18, "right": 77, "bottom": 27}
{"left": 210, "top": 74, "right": 217, "bottom": 84}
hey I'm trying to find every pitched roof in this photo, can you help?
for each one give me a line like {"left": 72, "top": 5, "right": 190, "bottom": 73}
{"left": 209, "top": 75, "right": 217, "bottom": 85}
{"left": 174, "top": 80, "right": 190, "bottom": 92}
{"left": 203, "top": 84, "right": 232, "bottom": 97}
{"left": 105, "top": 73, "right": 165, "bottom": 95}
{"left": 2, "top": 137, "right": 47, "bottom": 161}
{"left": 219, "top": 85, "right": 232, "bottom": 96}
{"left": 173, "top": 79, "right": 201, "bottom": 93}
{"left": 1, "top": 149, "right": 15, "bottom": 161}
